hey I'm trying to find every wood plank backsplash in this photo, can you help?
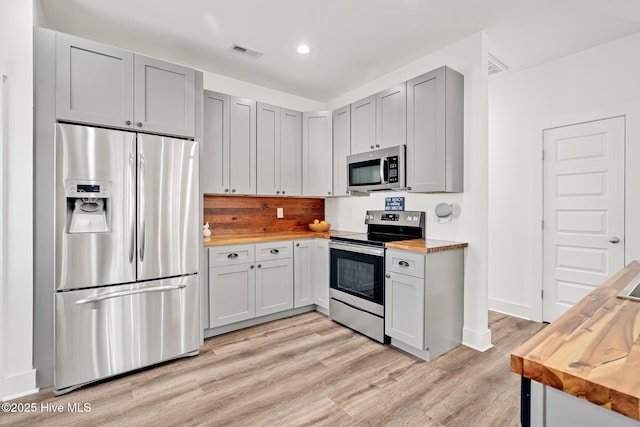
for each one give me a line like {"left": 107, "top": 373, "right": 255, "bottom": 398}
{"left": 203, "top": 195, "right": 325, "bottom": 235}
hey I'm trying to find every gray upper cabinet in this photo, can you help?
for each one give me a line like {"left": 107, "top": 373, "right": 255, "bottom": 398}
{"left": 55, "top": 32, "right": 196, "bottom": 138}
{"left": 202, "top": 91, "right": 230, "bottom": 194}
{"left": 257, "top": 103, "right": 280, "bottom": 195}
{"left": 332, "top": 105, "right": 351, "bottom": 196}
{"left": 229, "top": 97, "right": 257, "bottom": 195}
{"left": 202, "top": 93, "right": 256, "bottom": 195}
{"left": 376, "top": 83, "right": 406, "bottom": 149}
{"left": 280, "top": 108, "right": 303, "bottom": 196}
{"left": 133, "top": 55, "right": 196, "bottom": 138}
{"left": 302, "top": 111, "right": 333, "bottom": 197}
{"left": 257, "top": 103, "right": 302, "bottom": 196}
{"left": 350, "top": 95, "right": 376, "bottom": 154}
{"left": 406, "top": 66, "right": 463, "bottom": 193}
{"left": 56, "top": 32, "right": 134, "bottom": 130}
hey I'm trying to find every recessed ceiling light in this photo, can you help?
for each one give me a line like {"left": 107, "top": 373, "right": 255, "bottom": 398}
{"left": 297, "top": 44, "right": 311, "bottom": 54}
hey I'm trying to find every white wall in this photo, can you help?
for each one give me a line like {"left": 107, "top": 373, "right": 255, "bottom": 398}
{"left": 203, "top": 72, "right": 323, "bottom": 112}
{"left": 326, "top": 32, "right": 493, "bottom": 352}
{"left": 0, "top": 0, "right": 37, "bottom": 401}
{"left": 488, "top": 32, "right": 640, "bottom": 321}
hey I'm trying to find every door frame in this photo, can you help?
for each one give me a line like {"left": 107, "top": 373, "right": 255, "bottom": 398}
{"left": 537, "top": 115, "right": 626, "bottom": 322}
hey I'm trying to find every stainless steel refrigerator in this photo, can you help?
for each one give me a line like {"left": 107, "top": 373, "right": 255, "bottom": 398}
{"left": 51, "top": 123, "right": 199, "bottom": 394}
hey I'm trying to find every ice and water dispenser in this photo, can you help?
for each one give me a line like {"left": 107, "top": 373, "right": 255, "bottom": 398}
{"left": 65, "top": 180, "right": 111, "bottom": 233}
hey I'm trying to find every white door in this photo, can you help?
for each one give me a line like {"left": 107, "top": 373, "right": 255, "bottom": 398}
{"left": 543, "top": 117, "right": 625, "bottom": 322}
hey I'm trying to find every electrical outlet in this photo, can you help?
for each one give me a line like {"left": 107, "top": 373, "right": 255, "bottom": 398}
{"left": 277, "top": 208, "right": 284, "bottom": 218}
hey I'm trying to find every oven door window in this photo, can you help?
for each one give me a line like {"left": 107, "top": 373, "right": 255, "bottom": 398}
{"left": 330, "top": 248, "right": 384, "bottom": 304}
{"left": 349, "top": 159, "right": 383, "bottom": 186}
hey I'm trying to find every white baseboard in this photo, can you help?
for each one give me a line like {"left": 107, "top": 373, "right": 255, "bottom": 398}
{"left": 462, "top": 327, "right": 493, "bottom": 352}
{"left": 489, "top": 297, "right": 532, "bottom": 320}
{"left": 2, "top": 369, "right": 38, "bottom": 401}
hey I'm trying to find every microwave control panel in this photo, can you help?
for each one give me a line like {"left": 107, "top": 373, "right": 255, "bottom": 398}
{"left": 387, "top": 156, "right": 399, "bottom": 183}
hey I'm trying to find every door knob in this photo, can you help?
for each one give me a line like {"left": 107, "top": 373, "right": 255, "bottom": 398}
{"left": 385, "top": 274, "right": 391, "bottom": 279}
{"left": 610, "top": 236, "right": 620, "bottom": 243}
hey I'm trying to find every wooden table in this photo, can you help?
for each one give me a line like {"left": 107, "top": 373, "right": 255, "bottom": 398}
{"left": 511, "top": 260, "right": 640, "bottom": 423}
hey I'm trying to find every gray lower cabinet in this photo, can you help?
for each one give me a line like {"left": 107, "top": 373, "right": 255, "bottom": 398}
{"left": 255, "top": 258, "right": 294, "bottom": 316}
{"left": 55, "top": 31, "right": 196, "bottom": 138}
{"left": 209, "top": 242, "right": 294, "bottom": 328}
{"left": 293, "top": 239, "right": 330, "bottom": 311}
{"left": 302, "top": 111, "right": 333, "bottom": 197}
{"left": 332, "top": 105, "right": 351, "bottom": 197}
{"left": 202, "top": 92, "right": 256, "bottom": 195}
{"left": 209, "top": 262, "right": 256, "bottom": 328}
{"left": 314, "top": 239, "right": 330, "bottom": 311}
{"left": 385, "top": 248, "right": 464, "bottom": 360}
{"left": 257, "top": 103, "right": 302, "bottom": 196}
{"left": 406, "top": 66, "right": 463, "bottom": 193}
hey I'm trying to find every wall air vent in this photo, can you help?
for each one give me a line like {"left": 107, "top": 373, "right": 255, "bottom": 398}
{"left": 230, "top": 44, "right": 263, "bottom": 59}
{"left": 488, "top": 54, "right": 509, "bottom": 76}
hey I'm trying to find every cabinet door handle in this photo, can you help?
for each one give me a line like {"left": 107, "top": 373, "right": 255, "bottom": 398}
{"left": 328, "top": 191, "right": 331, "bottom": 195}
{"left": 276, "top": 190, "right": 280, "bottom": 194}
{"left": 282, "top": 191, "right": 285, "bottom": 195}
{"left": 270, "top": 249, "right": 279, "bottom": 254}
{"left": 125, "top": 120, "right": 132, "bottom": 126}
{"left": 227, "top": 253, "right": 238, "bottom": 259}
{"left": 398, "top": 261, "right": 410, "bottom": 267}
{"left": 250, "top": 265, "right": 255, "bottom": 269}
{"left": 370, "top": 145, "right": 375, "bottom": 149}
{"left": 296, "top": 243, "right": 300, "bottom": 247}
{"left": 232, "top": 189, "right": 236, "bottom": 193}
{"left": 385, "top": 273, "right": 391, "bottom": 279}
{"left": 224, "top": 188, "right": 229, "bottom": 193}
{"left": 136, "top": 122, "right": 143, "bottom": 128}
{"left": 257, "top": 264, "right": 262, "bottom": 268}
{"left": 375, "top": 144, "right": 380, "bottom": 148}
{"left": 610, "top": 236, "right": 620, "bottom": 243}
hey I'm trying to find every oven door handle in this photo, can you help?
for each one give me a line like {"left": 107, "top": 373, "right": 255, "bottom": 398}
{"left": 328, "top": 241, "right": 385, "bottom": 257}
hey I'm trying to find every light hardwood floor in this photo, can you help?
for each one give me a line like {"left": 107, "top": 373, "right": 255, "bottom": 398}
{"left": 2, "top": 311, "right": 544, "bottom": 426}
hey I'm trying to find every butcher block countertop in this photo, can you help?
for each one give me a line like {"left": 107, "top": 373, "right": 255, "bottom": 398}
{"left": 511, "top": 260, "right": 640, "bottom": 421}
{"left": 203, "top": 230, "right": 357, "bottom": 246}
{"left": 385, "top": 239, "right": 468, "bottom": 254}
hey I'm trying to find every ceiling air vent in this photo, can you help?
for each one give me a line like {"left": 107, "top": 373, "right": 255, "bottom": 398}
{"left": 231, "top": 44, "right": 263, "bottom": 59}
{"left": 488, "top": 54, "right": 509, "bottom": 76}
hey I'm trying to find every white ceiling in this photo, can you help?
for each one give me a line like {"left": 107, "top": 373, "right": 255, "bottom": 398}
{"left": 37, "top": 0, "right": 640, "bottom": 103}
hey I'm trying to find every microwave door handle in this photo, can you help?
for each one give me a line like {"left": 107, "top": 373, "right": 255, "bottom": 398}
{"left": 380, "top": 159, "right": 388, "bottom": 184}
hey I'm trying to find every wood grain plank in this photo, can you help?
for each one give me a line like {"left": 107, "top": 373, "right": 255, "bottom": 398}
{"left": 203, "top": 195, "right": 325, "bottom": 235}
{"left": 2, "top": 311, "right": 543, "bottom": 427}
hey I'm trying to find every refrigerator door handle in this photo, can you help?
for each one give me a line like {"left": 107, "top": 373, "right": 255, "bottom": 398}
{"left": 74, "top": 284, "right": 187, "bottom": 305}
{"left": 129, "top": 151, "right": 135, "bottom": 264}
{"left": 139, "top": 152, "right": 146, "bottom": 263}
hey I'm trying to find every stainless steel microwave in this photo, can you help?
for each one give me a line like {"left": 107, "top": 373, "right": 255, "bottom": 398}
{"left": 347, "top": 145, "right": 406, "bottom": 192}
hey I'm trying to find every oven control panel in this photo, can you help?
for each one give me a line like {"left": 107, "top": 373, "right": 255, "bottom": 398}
{"left": 365, "top": 210, "right": 425, "bottom": 227}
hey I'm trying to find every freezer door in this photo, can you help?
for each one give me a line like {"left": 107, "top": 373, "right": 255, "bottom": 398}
{"left": 54, "top": 275, "right": 199, "bottom": 392}
{"left": 137, "top": 134, "right": 199, "bottom": 280}
{"left": 55, "top": 124, "right": 137, "bottom": 291}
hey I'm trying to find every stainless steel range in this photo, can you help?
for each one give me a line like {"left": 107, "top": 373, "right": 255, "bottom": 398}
{"left": 328, "top": 210, "right": 425, "bottom": 342}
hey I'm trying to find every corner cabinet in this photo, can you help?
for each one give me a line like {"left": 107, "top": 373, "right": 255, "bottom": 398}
{"left": 257, "top": 103, "right": 302, "bottom": 196}
{"left": 293, "top": 239, "right": 330, "bottom": 311}
{"left": 385, "top": 248, "right": 464, "bottom": 360}
{"left": 332, "top": 105, "right": 351, "bottom": 197}
{"left": 406, "top": 66, "right": 463, "bottom": 193}
{"left": 202, "top": 91, "right": 256, "bottom": 195}
{"left": 55, "top": 32, "right": 196, "bottom": 138}
{"left": 302, "top": 111, "right": 333, "bottom": 197}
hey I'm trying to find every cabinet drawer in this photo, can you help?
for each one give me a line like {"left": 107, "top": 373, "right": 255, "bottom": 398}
{"left": 255, "top": 241, "right": 293, "bottom": 261}
{"left": 386, "top": 249, "right": 425, "bottom": 278}
{"left": 209, "top": 244, "right": 255, "bottom": 267}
